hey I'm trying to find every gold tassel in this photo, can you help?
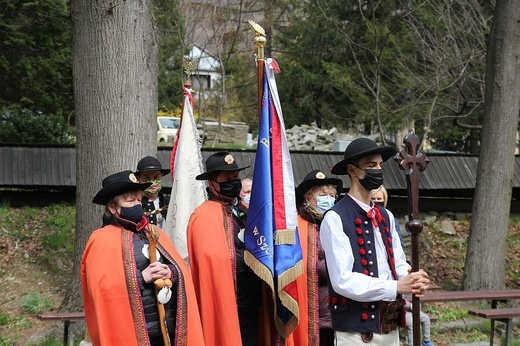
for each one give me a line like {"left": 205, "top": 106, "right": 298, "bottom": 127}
{"left": 274, "top": 229, "right": 296, "bottom": 245}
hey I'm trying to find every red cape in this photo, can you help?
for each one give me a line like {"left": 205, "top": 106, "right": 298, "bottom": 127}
{"left": 81, "top": 224, "right": 204, "bottom": 345}
{"left": 187, "top": 200, "right": 243, "bottom": 346}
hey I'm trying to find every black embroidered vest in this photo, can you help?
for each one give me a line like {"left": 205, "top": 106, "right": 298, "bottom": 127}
{"left": 326, "top": 194, "right": 404, "bottom": 333}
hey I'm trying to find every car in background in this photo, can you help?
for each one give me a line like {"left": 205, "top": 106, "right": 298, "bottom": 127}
{"left": 157, "top": 117, "right": 180, "bottom": 145}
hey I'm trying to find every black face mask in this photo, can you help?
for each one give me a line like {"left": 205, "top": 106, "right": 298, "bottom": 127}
{"left": 216, "top": 179, "right": 242, "bottom": 198}
{"left": 357, "top": 168, "right": 384, "bottom": 191}
{"left": 119, "top": 204, "right": 144, "bottom": 223}
{"left": 374, "top": 201, "right": 385, "bottom": 208}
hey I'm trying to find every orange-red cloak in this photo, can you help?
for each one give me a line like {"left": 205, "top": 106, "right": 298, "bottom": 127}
{"left": 187, "top": 200, "right": 243, "bottom": 346}
{"left": 81, "top": 224, "right": 204, "bottom": 346}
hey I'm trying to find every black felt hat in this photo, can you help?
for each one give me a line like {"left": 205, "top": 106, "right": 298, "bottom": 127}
{"left": 295, "top": 169, "right": 343, "bottom": 206}
{"left": 196, "top": 151, "right": 250, "bottom": 180}
{"left": 330, "top": 137, "right": 396, "bottom": 175}
{"left": 134, "top": 156, "right": 170, "bottom": 176}
{"left": 92, "top": 170, "right": 152, "bottom": 205}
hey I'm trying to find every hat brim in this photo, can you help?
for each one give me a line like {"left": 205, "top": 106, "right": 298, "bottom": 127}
{"left": 296, "top": 178, "right": 343, "bottom": 206}
{"left": 92, "top": 181, "right": 152, "bottom": 205}
{"left": 195, "top": 166, "right": 249, "bottom": 180}
{"left": 330, "top": 146, "right": 396, "bottom": 175}
{"left": 134, "top": 168, "right": 171, "bottom": 176}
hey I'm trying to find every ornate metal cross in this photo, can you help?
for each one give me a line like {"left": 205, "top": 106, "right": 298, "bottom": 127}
{"left": 394, "top": 131, "right": 430, "bottom": 346}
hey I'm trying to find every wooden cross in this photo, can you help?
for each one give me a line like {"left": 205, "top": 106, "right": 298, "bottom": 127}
{"left": 394, "top": 131, "right": 430, "bottom": 346}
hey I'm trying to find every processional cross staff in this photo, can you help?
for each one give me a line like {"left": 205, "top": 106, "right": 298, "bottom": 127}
{"left": 394, "top": 131, "right": 430, "bottom": 346}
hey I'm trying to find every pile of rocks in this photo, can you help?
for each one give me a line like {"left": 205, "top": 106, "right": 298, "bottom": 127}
{"left": 199, "top": 121, "right": 249, "bottom": 146}
{"left": 200, "top": 120, "right": 384, "bottom": 151}
{"left": 285, "top": 122, "right": 360, "bottom": 151}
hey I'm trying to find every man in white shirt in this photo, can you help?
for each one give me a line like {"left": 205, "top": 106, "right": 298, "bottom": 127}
{"left": 320, "top": 137, "right": 430, "bottom": 346}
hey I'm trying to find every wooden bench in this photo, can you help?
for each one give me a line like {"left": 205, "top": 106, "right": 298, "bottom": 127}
{"left": 421, "top": 289, "right": 520, "bottom": 309}
{"left": 468, "top": 308, "right": 520, "bottom": 346}
{"left": 37, "top": 312, "right": 85, "bottom": 346}
{"left": 419, "top": 290, "right": 520, "bottom": 345}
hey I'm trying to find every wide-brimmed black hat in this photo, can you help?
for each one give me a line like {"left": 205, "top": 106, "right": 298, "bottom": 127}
{"left": 296, "top": 169, "right": 343, "bottom": 206}
{"left": 134, "top": 156, "right": 170, "bottom": 176}
{"left": 92, "top": 170, "right": 152, "bottom": 205}
{"left": 330, "top": 137, "right": 396, "bottom": 175}
{"left": 196, "top": 151, "right": 250, "bottom": 180}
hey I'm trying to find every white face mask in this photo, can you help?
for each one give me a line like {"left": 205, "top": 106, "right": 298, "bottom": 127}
{"left": 315, "top": 195, "right": 335, "bottom": 214}
{"left": 242, "top": 194, "right": 251, "bottom": 205}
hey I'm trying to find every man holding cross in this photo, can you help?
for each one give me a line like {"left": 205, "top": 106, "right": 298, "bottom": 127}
{"left": 320, "top": 137, "right": 430, "bottom": 345}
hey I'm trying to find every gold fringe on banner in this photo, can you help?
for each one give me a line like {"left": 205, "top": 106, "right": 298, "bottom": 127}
{"left": 276, "top": 259, "right": 303, "bottom": 338}
{"left": 244, "top": 251, "right": 275, "bottom": 292}
{"left": 274, "top": 229, "right": 296, "bottom": 245}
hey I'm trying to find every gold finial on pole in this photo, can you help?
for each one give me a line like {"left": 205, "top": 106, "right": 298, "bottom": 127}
{"left": 183, "top": 57, "right": 198, "bottom": 79}
{"left": 248, "top": 20, "right": 266, "bottom": 60}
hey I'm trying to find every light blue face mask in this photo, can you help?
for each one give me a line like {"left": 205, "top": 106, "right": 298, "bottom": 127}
{"left": 316, "top": 195, "right": 335, "bottom": 214}
{"left": 242, "top": 194, "right": 251, "bottom": 205}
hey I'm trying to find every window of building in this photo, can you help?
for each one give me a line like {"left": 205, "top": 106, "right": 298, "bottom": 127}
{"left": 191, "top": 74, "right": 211, "bottom": 89}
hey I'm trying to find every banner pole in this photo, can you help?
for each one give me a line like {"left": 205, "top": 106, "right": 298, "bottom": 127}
{"left": 248, "top": 20, "right": 267, "bottom": 120}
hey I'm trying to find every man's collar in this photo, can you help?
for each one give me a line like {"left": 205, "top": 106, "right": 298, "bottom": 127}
{"left": 348, "top": 193, "right": 372, "bottom": 212}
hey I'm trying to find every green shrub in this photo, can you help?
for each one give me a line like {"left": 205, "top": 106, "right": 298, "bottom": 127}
{"left": 0, "top": 108, "right": 74, "bottom": 144}
{"left": 22, "top": 292, "right": 54, "bottom": 314}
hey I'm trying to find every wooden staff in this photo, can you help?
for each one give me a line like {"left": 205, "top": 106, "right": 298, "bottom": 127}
{"left": 394, "top": 131, "right": 430, "bottom": 346}
{"left": 147, "top": 225, "right": 171, "bottom": 346}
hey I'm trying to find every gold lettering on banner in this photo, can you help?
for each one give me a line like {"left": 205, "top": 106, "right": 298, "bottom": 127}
{"left": 255, "top": 235, "right": 272, "bottom": 256}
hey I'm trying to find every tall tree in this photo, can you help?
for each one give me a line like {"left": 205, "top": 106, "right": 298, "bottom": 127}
{"left": 0, "top": 0, "right": 73, "bottom": 118}
{"left": 65, "top": 0, "right": 158, "bottom": 312}
{"left": 463, "top": 0, "right": 520, "bottom": 290}
{"left": 156, "top": 0, "right": 186, "bottom": 114}
{"left": 403, "top": 0, "right": 489, "bottom": 152}
{"left": 275, "top": 0, "right": 353, "bottom": 129}
{"left": 276, "top": 0, "right": 493, "bottom": 152}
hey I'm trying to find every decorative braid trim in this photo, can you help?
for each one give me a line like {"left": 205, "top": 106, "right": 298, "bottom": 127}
{"left": 157, "top": 240, "right": 188, "bottom": 346}
{"left": 307, "top": 223, "right": 319, "bottom": 343}
{"left": 121, "top": 230, "right": 150, "bottom": 345}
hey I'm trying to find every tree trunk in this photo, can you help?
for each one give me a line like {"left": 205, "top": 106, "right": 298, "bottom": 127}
{"left": 463, "top": 0, "right": 520, "bottom": 290}
{"left": 65, "top": 0, "right": 158, "bottom": 312}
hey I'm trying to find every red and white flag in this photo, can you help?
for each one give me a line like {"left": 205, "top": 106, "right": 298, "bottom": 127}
{"left": 164, "top": 87, "right": 207, "bottom": 260}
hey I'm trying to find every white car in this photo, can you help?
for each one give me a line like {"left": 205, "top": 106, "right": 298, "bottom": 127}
{"left": 157, "top": 117, "right": 180, "bottom": 144}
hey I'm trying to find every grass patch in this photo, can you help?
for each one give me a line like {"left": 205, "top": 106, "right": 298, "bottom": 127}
{"left": 2, "top": 203, "right": 76, "bottom": 273}
{"left": 502, "top": 339, "right": 520, "bottom": 346}
{"left": 0, "top": 310, "right": 10, "bottom": 326}
{"left": 509, "top": 215, "right": 520, "bottom": 225}
{"left": 22, "top": 292, "right": 54, "bottom": 314}
{"left": 424, "top": 304, "right": 468, "bottom": 322}
{"left": 0, "top": 313, "right": 32, "bottom": 331}
{"left": 41, "top": 204, "right": 75, "bottom": 253}
{"left": 0, "top": 336, "right": 13, "bottom": 346}
{"left": 28, "top": 338, "right": 63, "bottom": 346}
